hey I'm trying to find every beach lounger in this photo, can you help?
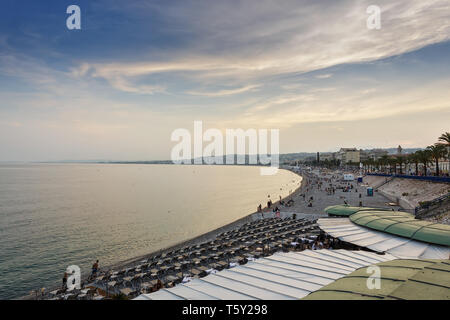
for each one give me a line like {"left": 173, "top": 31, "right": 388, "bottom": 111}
{"left": 190, "top": 268, "right": 207, "bottom": 278}
{"left": 119, "top": 288, "right": 134, "bottom": 297}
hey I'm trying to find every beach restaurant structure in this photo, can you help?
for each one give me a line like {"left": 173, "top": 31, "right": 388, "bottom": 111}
{"left": 135, "top": 205, "right": 450, "bottom": 300}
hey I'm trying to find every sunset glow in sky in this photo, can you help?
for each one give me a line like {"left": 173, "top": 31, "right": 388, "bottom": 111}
{"left": 1, "top": 0, "right": 449, "bottom": 161}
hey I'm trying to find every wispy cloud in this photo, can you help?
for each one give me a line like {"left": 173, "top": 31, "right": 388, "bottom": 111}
{"left": 186, "top": 84, "right": 260, "bottom": 97}
{"left": 0, "top": 0, "right": 449, "bottom": 160}
{"left": 315, "top": 74, "right": 333, "bottom": 79}
{"left": 69, "top": 0, "right": 450, "bottom": 95}
{"left": 232, "top": 78, "right": 450, "bottom": 127}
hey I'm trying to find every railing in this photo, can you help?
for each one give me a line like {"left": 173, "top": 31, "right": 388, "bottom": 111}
{"left": 366, "top": 173, "right": 450, "bottom": 183}
{"left": 415, "top": 193, "right": 450, "bottom": 217}
{"left": 374, "top": 175, "right": 395, "bottom": 189}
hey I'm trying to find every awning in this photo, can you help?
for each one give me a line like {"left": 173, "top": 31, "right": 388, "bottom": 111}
{"left": 318, "top": 218, "right": 450, "bottom": 259}
{"left": 134, "top": 249, "right": 396, "bottom": 300}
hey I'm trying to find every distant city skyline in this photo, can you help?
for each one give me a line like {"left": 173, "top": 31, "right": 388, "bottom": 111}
{"left": 1, "top": 0, "right": 449, "bottom": 161}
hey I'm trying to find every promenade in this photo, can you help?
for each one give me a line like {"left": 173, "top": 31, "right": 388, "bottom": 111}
{"left": 267, "top": 166, "right": 402, "bottom": 217}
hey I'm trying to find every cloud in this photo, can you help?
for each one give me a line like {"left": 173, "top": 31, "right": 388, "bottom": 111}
{"left": 315, "top": 74, "right": 333, "bottom": 79}
{"left": 231, "top": 78, "right": 450, "bottom": 127}
{"left": 107, "top": 77, "right": 166, "bottom": 95}
{"left": 1, "top": 0, "right": 450, "bottom": 160}
{"left": 71, "top": 0, "right": 450, "bottom": 94}
{"left": 186, "top": 84, "right": 260, "bottom": 97}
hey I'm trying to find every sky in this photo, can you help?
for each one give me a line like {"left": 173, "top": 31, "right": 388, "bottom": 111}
{"left": 0, "top": 0, "right": 449, "bottom": 161}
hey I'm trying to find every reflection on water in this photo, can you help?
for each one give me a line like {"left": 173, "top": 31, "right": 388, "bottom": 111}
{"left": 0, "top": 163, "right": 301, "bottom": 299}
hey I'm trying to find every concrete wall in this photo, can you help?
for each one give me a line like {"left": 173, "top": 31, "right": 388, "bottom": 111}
{"left": 366, "top": 177, "right": 449, "bottom": 210}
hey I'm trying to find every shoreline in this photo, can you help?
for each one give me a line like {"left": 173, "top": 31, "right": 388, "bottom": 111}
{"left": 20, "top": 166, "right": 304, "bottom": 299}
{"left": 94, "top": 167, "right": 305, "bottom": 272}
{"left": 23, "top": 165, "right": 427, "bottom": 300}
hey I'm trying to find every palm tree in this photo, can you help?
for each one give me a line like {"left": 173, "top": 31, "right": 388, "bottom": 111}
{"left": 408, "top": 153, "right": 419, "bottom": 175}
{"left": 438, "top": 132, "right": 450, "bottom": 163}
{"left": 379, "top": 155, "right": 389, "bottom": 173}
{"left": 427, "top": 144, "right": 448, "bottom": 176}
{"left": 361, "top": 160, "right": 369, "bottom": 173}
{"left": 438, "top": 132, "right": 450, "bottom": 146}
{"left": 416, "top": 150, "right": 432, "bottom": 176}
{"left": 367, "top": 159, "right": 375, "bottom": 172}
{"left": 374, "top": 159, "right": 381, "bottom": 172}
{"left": 387, "top": 157, "right": 397, "bottom": 174}
{"left": 395, "top": 155, "right": 405, "bottom": 175}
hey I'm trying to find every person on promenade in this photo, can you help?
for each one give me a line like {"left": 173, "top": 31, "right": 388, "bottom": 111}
{"left": 257, "top": 204, "right": 262, "bottom": 212}
{"left": 91, "top": 260, "right": 99, "bottom": 278}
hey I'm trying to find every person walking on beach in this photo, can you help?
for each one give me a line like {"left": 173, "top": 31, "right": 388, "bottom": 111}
{"left": 62, "top": 271, "right": 68, "bottom": 290}
{"left": 91, "top": 260, "right": 99, "bottom": 278}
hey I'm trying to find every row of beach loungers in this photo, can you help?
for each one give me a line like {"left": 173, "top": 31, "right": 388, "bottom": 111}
{"left": 44, "top": 216, "right": 320, "bottom": 300}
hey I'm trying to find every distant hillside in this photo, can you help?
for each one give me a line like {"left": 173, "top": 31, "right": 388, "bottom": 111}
{"left": 43, "top": 148, "right": 424, "bottom": 165}
{"left": 381, "top": 148, "right": 422, "bottom": 154}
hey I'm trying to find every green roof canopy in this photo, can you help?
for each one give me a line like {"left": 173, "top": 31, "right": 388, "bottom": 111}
{"left": 303, "top": 259, "right": 450, "bottom": 300}
{"left": 324, "top": 205, "right": 386, "bottom": 217}
{"left": 349, "top": 210, "right": 450, "bottom": 246}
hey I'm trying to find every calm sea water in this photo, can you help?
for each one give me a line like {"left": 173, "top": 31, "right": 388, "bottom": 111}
{"left": 0, "top": 164, "right": 301, "bottom": 299}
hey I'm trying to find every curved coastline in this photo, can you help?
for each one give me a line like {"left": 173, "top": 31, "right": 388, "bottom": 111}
{"left": 103, "top": 167, "right": 303, "bottom": 270}
{"left": 20, "top": 166, "right": 303, "bottom": 299}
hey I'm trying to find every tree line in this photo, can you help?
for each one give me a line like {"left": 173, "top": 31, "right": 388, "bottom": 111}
{"left": 362, "top": 132, "right": 450, "bottom": 176}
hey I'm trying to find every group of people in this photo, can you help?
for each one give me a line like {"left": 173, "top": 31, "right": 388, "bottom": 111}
{"left": 256, "top": 194, "right": 295, "bottom": 216}
{"left": 289, "top": 233, "right": 342, "bottom": 252}
{"left": 325, "top": 186, "right": 336, "bottom": 195}
{"left": 299, "top": 169, "right": 367, "bottom": 208}
{"left": 299, "top": 193, "right": 314, "bottom": 207}
{"left": 279, "top": 198, "right": 294, "bottom": 207}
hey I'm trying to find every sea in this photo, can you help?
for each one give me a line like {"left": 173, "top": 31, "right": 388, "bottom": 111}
{"left": 0, "top": 163, "right": 301, "bottom": 299}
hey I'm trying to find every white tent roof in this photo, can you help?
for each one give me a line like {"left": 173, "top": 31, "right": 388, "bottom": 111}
{"left": 317, "top": 218, "right": 450, "bottom": 259}
{"left": 134, "top": 249, "right": 396, "bottom": 300}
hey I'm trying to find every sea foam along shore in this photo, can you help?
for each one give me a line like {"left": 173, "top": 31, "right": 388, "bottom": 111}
{"left": 20, "top": 166, "right": 303, "bottom": 299}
